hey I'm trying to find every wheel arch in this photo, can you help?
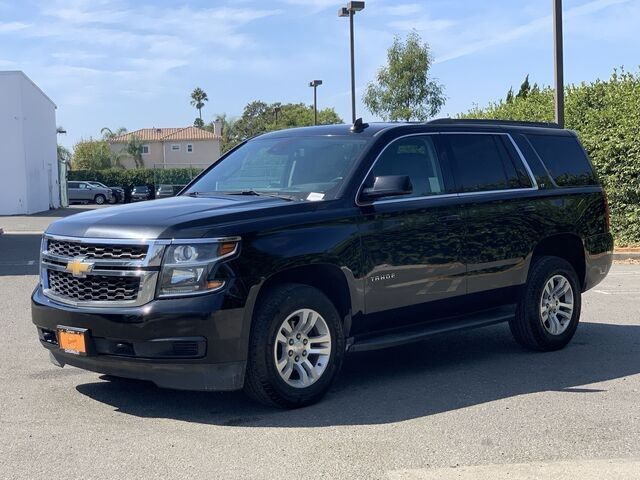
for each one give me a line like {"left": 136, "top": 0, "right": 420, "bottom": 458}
{"left": 251, "top": 263, "right": 359, "bottom": 337}
{"left": 531, "top": 233, "right": 586, "bottom": 289}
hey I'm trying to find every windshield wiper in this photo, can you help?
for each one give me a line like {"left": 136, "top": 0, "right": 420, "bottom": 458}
{"left": 222, "top": 190, "right": 297, "bottom": 201}
{"left": 186, "top": 190, "right": 296, "bottom": 201}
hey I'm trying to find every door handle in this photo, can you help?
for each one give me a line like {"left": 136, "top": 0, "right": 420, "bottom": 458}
{"left": 438, "top": 214, "right": 461, "bottom": 222}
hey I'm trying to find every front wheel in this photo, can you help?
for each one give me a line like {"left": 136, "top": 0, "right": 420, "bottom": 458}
{"left": 94, "top": 194, "right": 106, "bottom": 205}
{"left": 244, "top": 284, "right": 345, "bottom": 408}
{"left": 510, "top": 256, "right": 581, "bottom": 351}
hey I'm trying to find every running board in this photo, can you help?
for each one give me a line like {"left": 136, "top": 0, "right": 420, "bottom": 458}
{"left": 347, "top": 305, "right": 516, "bottom": 353}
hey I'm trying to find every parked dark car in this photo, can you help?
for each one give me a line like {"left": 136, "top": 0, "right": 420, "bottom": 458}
{"left": 156, "top": 184, "right": 175, "bottom": 199}
{"left": 66, "top": 181, "right": 112, "bottom": 205}
{"left": 88, "top": 181, "right": 124, "bottom": 204}
{"left": 33, "top": 119, "right": 612, "bottom": 408}
{"left": 130, "top": 185, "right": 151, "bottom": 202}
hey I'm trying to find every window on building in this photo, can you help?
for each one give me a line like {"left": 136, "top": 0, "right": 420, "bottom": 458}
{"left": 141, "top": 145, "right": 150, "bottom": 155}
{"left": 187, "top": 144, "right": 193, "bottom": 153}
{"left": 171, "top": 144, "right": 181, "bottom": 152}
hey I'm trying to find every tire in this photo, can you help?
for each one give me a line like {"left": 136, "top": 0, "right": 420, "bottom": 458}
{"left": 94, "top": 194, "right": 106, "bottom": 205}
{"left": 510, "top": 256, "right": 582, "bottom": 351}
{"left": 244, "top": 283, "right": 345, "bottom": 408}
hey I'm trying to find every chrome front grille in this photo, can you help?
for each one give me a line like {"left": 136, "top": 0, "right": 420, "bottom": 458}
{"left": 47, "top": 239, "right": 148, "bottom": 260}
{"left": 48, "top": 270, "right": 140, "bottom": 301}
{"left": 41, "top": 235, "right": 169, "bottom": 307}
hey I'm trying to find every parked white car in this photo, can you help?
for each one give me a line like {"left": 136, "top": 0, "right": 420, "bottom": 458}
{"left": 67, "top": 181, "right": 113, "bottom": 205}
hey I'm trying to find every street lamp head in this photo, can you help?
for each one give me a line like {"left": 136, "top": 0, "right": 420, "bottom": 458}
{"left": 338, "top": 6, "right": 349, "bottom": 17}
{"left": 348, "top": 1, "right": 365, "bottom": 12}
{"left": 309, "top": 80, "right": 323, "bottom": 87}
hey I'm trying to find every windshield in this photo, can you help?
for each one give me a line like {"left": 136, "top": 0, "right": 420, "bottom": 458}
{"left": 184, "top": 136, "right": 370, "bottom": 201}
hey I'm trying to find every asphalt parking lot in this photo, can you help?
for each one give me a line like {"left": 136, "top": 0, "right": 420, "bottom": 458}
{"left": 0, "top": 216, "right": 638, "bottom": 479}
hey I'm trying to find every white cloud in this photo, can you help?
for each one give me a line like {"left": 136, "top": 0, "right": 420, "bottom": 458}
{"left": 0, "top": 21, "right": 30, "bottom": 33}
{"left": 435, "top": 0, "right": 633, "bottom": 63}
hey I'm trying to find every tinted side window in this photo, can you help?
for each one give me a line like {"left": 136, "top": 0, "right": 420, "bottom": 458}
{"left": 369, "top": 135, "right": 448, "bottom": 198}
{"left": 525, "top": 134, "right": 597, "bottom": 186}
{"left": 446, "top": 134, "right": 524, "bottom": 193}
{"left": 68, "top": 182, "right": 78, "bottom": 188}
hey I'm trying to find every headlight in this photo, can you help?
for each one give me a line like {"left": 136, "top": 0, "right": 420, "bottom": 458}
{"left": 157, "top": 239, "right": 239, "bottom": 298}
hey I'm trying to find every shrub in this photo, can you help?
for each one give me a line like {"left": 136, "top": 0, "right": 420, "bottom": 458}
{"left": 68, "top": 168, "right": 204, "bottom": 201}
{"left": 462, "top": 68, "right": 640, "bottom": 246}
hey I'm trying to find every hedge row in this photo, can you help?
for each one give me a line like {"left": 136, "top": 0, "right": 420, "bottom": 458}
{"left": 463, "top": 69, "right": 640, "bottom": 246}
{"left": 68, "top": 168, "right": 204, "bottom": 199}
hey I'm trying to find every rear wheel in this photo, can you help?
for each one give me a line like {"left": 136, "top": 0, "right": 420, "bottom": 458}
{"left": 94, "top": 194, "right": 106, "bottom": 205}
{"left": 244, "top": 283, "right": 345, "bottom": 408}
{"left": 510, "top": 256, "right": 581, "bottom": 351}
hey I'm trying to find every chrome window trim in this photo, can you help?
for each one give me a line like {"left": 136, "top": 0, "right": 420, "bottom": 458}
{"left": 355, "top": 131, "right": 539, "bottom": 207}
{"left": 355, "top": 132, "right": 441, "bottom": 207}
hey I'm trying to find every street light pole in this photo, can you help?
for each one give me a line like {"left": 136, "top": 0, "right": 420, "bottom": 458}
{"left": 553, "top": 0, "right": 565, "bottom": 128}
{"left": 309, "top": 80, "right": 323, "bottom": 125}
{"left": 339, "top": 2, "right": 365, "bottom": 124}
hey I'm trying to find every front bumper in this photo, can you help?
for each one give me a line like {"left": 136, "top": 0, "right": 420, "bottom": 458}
{"left": 31, "top": 286, "right": 248, "bottom": 391}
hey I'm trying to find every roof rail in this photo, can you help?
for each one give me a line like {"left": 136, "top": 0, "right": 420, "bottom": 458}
{"left": 427, "top": 118, "right": 561, "bottom": 129}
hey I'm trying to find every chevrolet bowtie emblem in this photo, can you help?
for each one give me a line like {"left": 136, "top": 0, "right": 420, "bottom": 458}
{"left": 65, "top": 258, "right": 94, "bottom": 278}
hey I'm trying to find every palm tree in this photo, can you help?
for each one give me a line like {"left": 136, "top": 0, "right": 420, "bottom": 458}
{"left": 190, "top": 87, "right": 209, "bottom": 123}
{"left": 125, "top": 135, "right": 144, "bottom": 168}
{"left": 101, "top": 127, "right": 128, "bottom": 140}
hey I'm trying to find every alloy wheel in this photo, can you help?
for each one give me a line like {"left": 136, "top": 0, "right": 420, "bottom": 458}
{"left": 539, "top": 274, "right": 574, "bottom": 336}
{"left": 273, "top": 309, "right": 332, "bottom": 388}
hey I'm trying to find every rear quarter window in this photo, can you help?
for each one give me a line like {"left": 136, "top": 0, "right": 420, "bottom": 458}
{"left": 525, "top": 134, "right": 597, "bottom": 187}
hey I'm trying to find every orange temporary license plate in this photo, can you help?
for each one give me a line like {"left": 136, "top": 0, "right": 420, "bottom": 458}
{"left": 57, "top": 327, "right": 89, "bottom": 355}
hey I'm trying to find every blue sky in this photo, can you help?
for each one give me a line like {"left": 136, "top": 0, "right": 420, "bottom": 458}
{"left": 0, "top": 0, "right": 637, "bottom": 149}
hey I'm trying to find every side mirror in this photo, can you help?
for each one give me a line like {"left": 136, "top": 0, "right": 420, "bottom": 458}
{"left": 360, "top": 175, "right": 412, "bottom": 202}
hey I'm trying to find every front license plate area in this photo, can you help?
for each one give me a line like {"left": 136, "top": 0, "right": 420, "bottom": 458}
{"left": 57, "top": 326, "right": 89, "bottom": 356}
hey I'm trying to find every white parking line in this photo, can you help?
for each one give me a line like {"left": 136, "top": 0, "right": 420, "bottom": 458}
{"left": 0, "top": 260, "right": 38, "bottom": 266}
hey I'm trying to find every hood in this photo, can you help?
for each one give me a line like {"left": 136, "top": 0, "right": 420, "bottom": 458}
{"left": 46, "top": 195, "right": 292, "bottom": 239}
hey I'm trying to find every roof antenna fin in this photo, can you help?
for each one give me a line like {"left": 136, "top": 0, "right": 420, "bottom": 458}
{"left": 350, "top": 117, "right": 369, "bottom": 132}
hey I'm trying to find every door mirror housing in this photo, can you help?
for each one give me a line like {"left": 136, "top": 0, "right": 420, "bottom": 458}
{"left": 360, "top": 175, "right": 412, "bottom": 202}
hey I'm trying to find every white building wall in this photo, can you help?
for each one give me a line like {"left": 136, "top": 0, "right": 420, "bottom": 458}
{"left": 0, "top": 73, "right": 28, "bottom": 214}
{"left": 0, "top": 71, "right": 58, "bottom": 214}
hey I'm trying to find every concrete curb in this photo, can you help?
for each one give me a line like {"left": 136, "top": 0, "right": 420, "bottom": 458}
{"left": 613, "top": 252, "right": 640, "bottom": 261}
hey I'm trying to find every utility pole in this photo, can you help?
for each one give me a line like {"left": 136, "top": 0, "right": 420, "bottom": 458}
{"left": 553, "top": 0, "right": 565, "bottom": 128}
{"left": 309, "top": 80, "right": 323, "bottom": 125}
{"left": 339, "top": 2, "right": 365, "bottom": 124}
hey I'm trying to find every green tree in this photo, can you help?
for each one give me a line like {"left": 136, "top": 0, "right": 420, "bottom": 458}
{"left": 506, "top": 87, "right": 514, "bottom": 104}
{"left": 100, "top": 127, "right": 128, "bottom": 140}
{"left": 57, "top": 145, "right": 71, "bottom": 165}
{"left": 207, "top": 114, "right": 236, "bottom": 153}
{"left": 461, "top": 68, "right": 640, "bottom": 245}
{"left": 190, "top": 87, "right": 209, "bottom": 122}
{"left": 125, "top": 135, "right": 144, "bottom": 168}
{"left": 216, "top": 101, "right": 342, "bottom": 153}
{"left": 193, "top": 117, "right": 205, "bottom": 127}
{"left": 72, "top": 139, "right": 113, "bottom": 170}
{"left": 516, "top": 75, "right": 531, "bottom": 99}
{"left": 363, "top": 31, "right": 445, "bottom": 121}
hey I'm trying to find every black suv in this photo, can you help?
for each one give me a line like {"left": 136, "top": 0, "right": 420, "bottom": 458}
{"left": 32, "top": 120, "right": 612, "bottom": 408}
